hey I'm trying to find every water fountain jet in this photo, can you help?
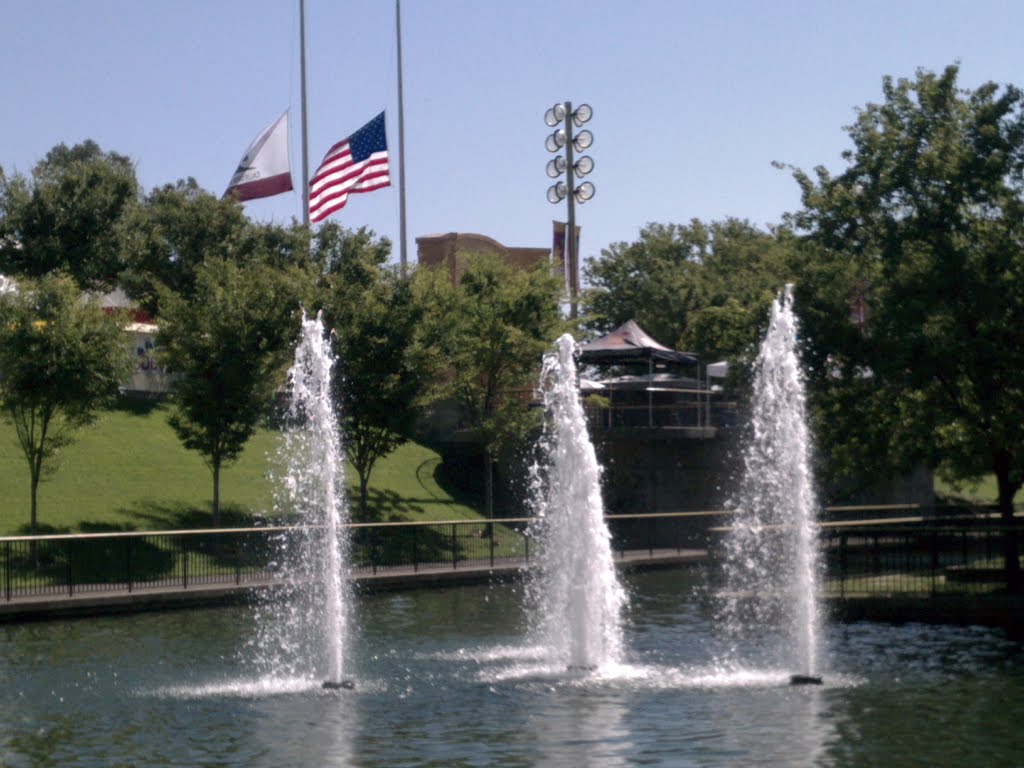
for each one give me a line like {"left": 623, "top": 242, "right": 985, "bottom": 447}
{"left": 283, "top": 311, "right": 355, "bottom": 691}
{"left": 719, "top": 285, "right": 823, "bottom": 685}
{"left": 529, "top": 333, "right": 626, "bottom": 672}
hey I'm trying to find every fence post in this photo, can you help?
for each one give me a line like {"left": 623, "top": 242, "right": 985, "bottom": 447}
{"left": 489, "top": 525, "right": 495, "bottom": 568}
{"left": 66, "top": 539, "right": 74, "bottom": 597}
{"left": 126, "top": 538, "right": 133, "bottom": 594}
{"left": 235, "top": 534, "right": 242, "bottom": 586}
{"left": 412, "top": 526, "right": 419, "bottom": 573}
{"left": 931, "top": 529, "right": 940, "bottom": 595}
{"left": 372, "top": 529, "right": 379, "bottom": 576}
{"left": 451, "top": 523, "right": 458, "bottom": 570}
{"left": 648, "top": 517, "right": 654, "bottom": 557}
{"left": 182, "top": 536, "right": 188, "bottom": 589}
{"left": 525, "top": 530, "right": 530, "bottom": 563}
{"left": 4, "top": 540, "right": 10, "bottom": 601}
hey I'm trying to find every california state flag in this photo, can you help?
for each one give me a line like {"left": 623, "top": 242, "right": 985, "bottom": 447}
{"left": 223, "top": 111, "right": 294, "bottom": 201}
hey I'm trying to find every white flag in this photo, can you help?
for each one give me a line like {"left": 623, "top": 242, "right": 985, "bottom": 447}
{"left": 224, "top": 111, "right": 294, "bottom": 201}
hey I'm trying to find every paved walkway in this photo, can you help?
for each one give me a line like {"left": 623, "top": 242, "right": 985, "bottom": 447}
{"left": 0, "top": 548, "right": 707, "bottom": 622}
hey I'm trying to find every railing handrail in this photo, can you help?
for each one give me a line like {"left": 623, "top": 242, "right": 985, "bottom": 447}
{"left": 2, "top": 506, "right": 1018, "bottom": 544}
{"left": 0, "top": 517, "right": 538, "bottom": 543}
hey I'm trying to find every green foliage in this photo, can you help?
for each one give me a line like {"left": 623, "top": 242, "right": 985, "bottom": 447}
{"left": 0, "top": 273, "right": 133, "bottom": 533}
{"left": 423, "top": 253, "right": 563, "bottom": 518}
{"left": 791, "top": 63, "right": 1024, "bottom": 584}
{"left": 0, "top": 140, "right": 138, "bottom": 290}
{"left": 583, "top": 218, "right": 801, "bottom": 363}
{"left": 158, "top": 258, "right": 305, "bottom": 524}
{"left": 319, "top": 226, "right": 438, "bottom": 521}
{"left": 434, "top": 252, "right": 564, "bottom": 455}
{"left": 120, "top": 178, "right": 252, "bottom": 315}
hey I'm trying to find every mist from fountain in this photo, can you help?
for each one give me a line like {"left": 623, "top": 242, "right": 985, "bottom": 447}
{"left": 528, "top": 333, "right": 626, "bottom": 671}
{"left": 272, "top": 310, "right": 352, "bottom": 687}
{"left": 718, "top": 285, "right": 822, "bottom": 680}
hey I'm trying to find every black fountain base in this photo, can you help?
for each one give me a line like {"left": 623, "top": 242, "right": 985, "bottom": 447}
{"left": 322, "top": 680, "right": 356, "bottom": 690}
{"left": 789, "top": 674, "right": 823, "bottom": 686}
{"left": 566, "top": 665, "right": 597, "bottom": 672}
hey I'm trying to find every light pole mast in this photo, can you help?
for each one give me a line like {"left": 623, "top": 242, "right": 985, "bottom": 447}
{"left": 545, "top": 102, "right": 594, "bottom": 320}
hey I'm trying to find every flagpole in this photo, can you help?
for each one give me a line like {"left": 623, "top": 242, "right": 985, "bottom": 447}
{"left": 396, "top": 0, "right": 408, "bottom": 276}
{"left": 300, "top": 0, "right": 311, "bottom": 228}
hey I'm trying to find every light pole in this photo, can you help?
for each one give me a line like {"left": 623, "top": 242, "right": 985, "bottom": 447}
{"left": 545, "top": 102, "right": 595, "bottom": 319}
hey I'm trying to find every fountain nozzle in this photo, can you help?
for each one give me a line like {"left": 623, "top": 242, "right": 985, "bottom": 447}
{"left": 789, "top": 674, "right": 823, "bottom": 686}
{"left": 322, "top": 679, "right": 355, "bottom": 690}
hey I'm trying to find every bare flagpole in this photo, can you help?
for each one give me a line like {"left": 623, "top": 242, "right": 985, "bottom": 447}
{"left": 300, "top": 0, "right": 311, "bottom": 227}
{"left": 396, "top": 0, "right": 408, "bottom": 275}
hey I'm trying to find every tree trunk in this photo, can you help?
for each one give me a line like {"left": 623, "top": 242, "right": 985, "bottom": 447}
{"left": 359, "top": 472, "right": 370, "bottom": 522}
{"left": 212, "top": 460, "right": 221, "bottom": 528}
{"left": 995, "top": 465, "right": 1021, "bottom": 593}
{"left": 30, "top": 471, "right": 39, "bottom": 538}
{"left": 484, "top": 448, "right": 494, "bottom": 519}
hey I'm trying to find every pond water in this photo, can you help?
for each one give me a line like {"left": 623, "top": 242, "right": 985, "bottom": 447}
{"left": 1, "top": 568, "right": 1022, "bottom": 767}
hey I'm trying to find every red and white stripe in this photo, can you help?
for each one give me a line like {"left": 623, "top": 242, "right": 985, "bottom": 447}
{"left": 308, "top": 143, "right": 390, "bottom": 223}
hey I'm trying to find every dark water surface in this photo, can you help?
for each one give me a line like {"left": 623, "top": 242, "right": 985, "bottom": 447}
{"left": 1, "top": 568, "right": 1022, "bottom": 767}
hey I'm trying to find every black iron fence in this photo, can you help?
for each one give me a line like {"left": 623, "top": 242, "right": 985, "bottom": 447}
{"left": 823, "top": 516, "right": 1023, "bottom": 597}
{"left": 2, "top": 508, "right": 1020, "bottom": 602}
{"left": 0, "top": 519, "right": 540, "bottom": 601}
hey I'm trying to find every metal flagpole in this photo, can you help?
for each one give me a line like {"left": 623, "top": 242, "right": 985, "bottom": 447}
{"left": 396, "top": 0, "right": 408, "bottom": 275}
{"left": 300, "top": 0, "right": 311, "bottom": 227}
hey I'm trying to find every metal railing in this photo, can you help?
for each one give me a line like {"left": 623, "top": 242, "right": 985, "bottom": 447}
{"left": 2, "top": 508, "right": 1020, "bottom": 603}
{"left": 0, "top": 518, "right": 539, "bottom": 601}
{"left": 822, "top": 516, "right": 1022, "bottom": 597}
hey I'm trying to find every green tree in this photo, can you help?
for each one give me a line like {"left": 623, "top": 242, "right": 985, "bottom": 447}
{"left": 158, "top": 258, "right": 305, "bottom": 525}
{"left": 120, "top": 178, "right": 250, "bottom": 316}
{"left": 0, "top": 141, "right": 138, "bottom": 290}
{"left": 432, "top": 253, "right": 564, "bottom": 517}
{"left": 791, "top": 64, "right": 1024, "bottom": 588}
{"left": 0, "top": 274, "right": 132, "bottom": 534}
{"left": 583, "top": 219, "right": 799, "bottom": 363}
{"left": 319, "top": 226, "right": 436, "bottom": 521}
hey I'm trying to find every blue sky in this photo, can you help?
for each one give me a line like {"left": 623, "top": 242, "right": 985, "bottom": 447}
{"left": 4, "top": 1, "right": 1024, "bottom": 272}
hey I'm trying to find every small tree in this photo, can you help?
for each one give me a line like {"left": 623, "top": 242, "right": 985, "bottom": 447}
{"left": 432, "top": 254, "right": 564, "bottom": 517}
{"left": 320, "top": 227, "right": 436, "bottom": 521}
{"left": 0, "top": 274, "right": 132, "bottom": 534}
{"left": 158, "top": 258, "right": 305, "bottom": 525}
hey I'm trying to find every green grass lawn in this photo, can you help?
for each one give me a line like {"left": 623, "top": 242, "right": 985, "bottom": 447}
{"left": 0, "top": 398, "right": 483, "bottom": 536}
{"left": 934, "top": 475, "right": 1024, "bottom": 506}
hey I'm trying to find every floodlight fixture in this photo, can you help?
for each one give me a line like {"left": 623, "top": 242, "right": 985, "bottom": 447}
{"left": 546, "top": 156, "right": 567, "bottom": 178}
{"left": 572, "top": 103, "right": 592, "bottom": 126}
{"left": 573, "top": 130, "right": 593, "bottom": 151}
{"left": 574, "top": 155, "right": 594, "bottom": 176}
{"left": 547, "top": 181, "right": 567, "bottom": 203}
{"left": 544, "top": 103, "right": 567, "bottom": 127}
{"left": 574, "top": 181, "right": 595, "bottom": 202}
{"left": 545, "top": 129, "right": 567, "bottom": 153}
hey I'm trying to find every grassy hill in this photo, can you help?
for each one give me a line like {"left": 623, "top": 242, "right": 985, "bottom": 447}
{"left": 0, "top": 398, "right": 483, "bottom": 536}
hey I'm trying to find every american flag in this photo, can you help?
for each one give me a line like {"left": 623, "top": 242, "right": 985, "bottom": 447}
{"left": 309, "top": 112, "right": 390, "bottom": 223}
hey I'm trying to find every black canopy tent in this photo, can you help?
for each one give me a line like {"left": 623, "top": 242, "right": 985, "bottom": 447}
{"left": 577, "top": 320, "right": 698, "bottom": 367}
{"left": 578, "top": 321, "right": 705, "bottom": 428}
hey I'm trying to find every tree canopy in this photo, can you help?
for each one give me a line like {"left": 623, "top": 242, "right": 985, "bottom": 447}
{"left": 0, "top": 273, "right": 132, "bottom": 533}
{"left": 430, "top": 253, "right": 564, "bottom": 516}
{"left": 583, "top": 218, "right": 801, "bottom": 364}
{"left": 319, "top": 225, "right": 437, "bottom": 521}
{"left": 0, "top": 141, "right": 138, "bottom": 290}
{"left": 158, "top": 258, "right": 306, "bottom": 525}
{"left": 791, "top": 64, "right": 1024, "bottom": 587}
